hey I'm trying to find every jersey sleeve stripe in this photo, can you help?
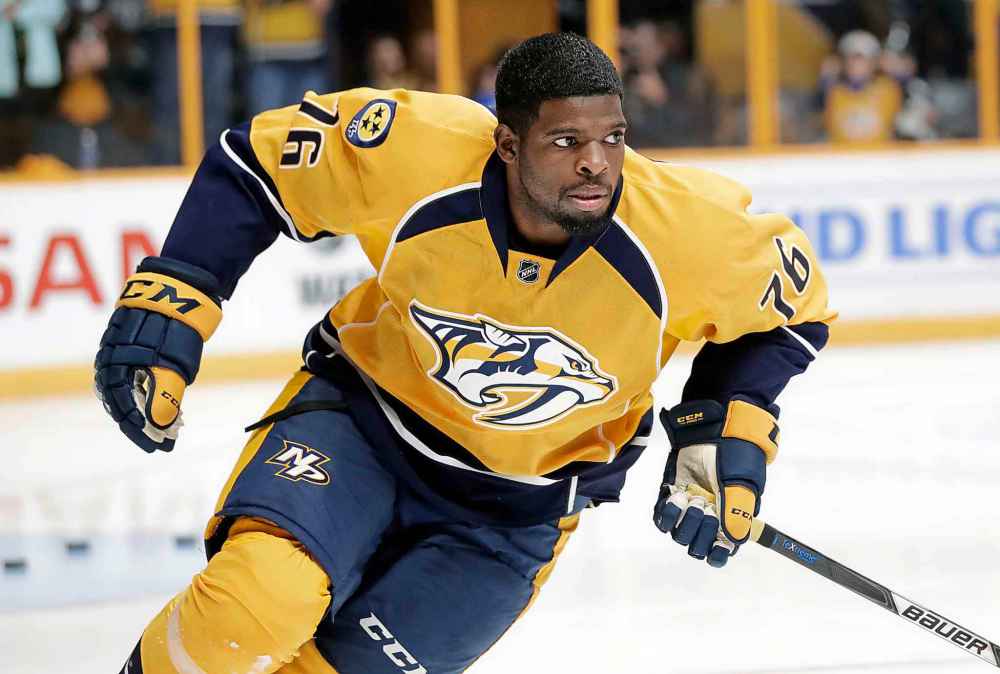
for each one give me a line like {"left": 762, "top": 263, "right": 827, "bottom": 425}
{"left": 781, "top": 322, "right": 828, "bottom": 359}
{"left": 219, "top": 127, "right": 301, "bottom": 242}
{"left": 297, "top": 99, "right": 339, "bottom": 126}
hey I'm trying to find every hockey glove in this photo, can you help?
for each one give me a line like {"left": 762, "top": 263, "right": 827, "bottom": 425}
{"left": 653, "top": 398, "right": 779, "bottom": 568}
{"left": 94, "top": 256, "right": 222, "bottom": 453}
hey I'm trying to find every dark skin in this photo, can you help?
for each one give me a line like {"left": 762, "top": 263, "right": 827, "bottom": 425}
{"left": 493, "top": 95, "right": 628, "bottom": 248}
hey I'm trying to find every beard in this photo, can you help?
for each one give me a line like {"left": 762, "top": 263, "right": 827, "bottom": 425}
{"left": 518, "top": 171, "right": 610, "bottom": 237}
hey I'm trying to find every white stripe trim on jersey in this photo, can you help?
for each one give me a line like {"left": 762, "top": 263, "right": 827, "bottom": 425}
{"left": 167, "top": 602, "right": 208, "bottom": 674}
{"left": 611, "top": 215, "right": 669, "bottom": 373}
{"left": 596, "top": 423, "right": 616, "bottom": 464}
{"left": 378, "top": 181, "right": 483, "bottom": 286}
{"left": 566, "top": 475, "right": 578, "bottom": 514}
{"left": 630, "top": 435, "right": 651, "bottom": 447}
{"left": 337, "top": 300, "right": 394, "bottom": 334}
{"left": 219, "top": 128, "right": 301, "bottom": 242}
{"left": 781, "top": 325, "right": 820, "bottom": 359}
{"left": 316, "top": 325, "right": 557, "bottom": 486}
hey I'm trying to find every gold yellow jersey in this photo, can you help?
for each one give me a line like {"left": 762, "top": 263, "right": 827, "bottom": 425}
{"left": 166, "top": 87, "right": 835, "bottom": 522}
{"left": 825, "top": 75, "right": 903, "bottom": 143}
{"left": 243, "top": 0, "right": 324, "bottom": 60}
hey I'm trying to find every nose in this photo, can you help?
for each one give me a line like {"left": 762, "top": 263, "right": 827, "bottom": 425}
{"left": 576, "top": 140, "right": 609, "bottom": 178}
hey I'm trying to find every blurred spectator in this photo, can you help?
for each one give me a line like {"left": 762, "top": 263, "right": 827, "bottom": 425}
{"left": 821, "top": 30, "right": 902, "bottom": 143}
{"left": 146, "top": 0, "right": 240, "bottom": 164}
{"left": 243, "top": 0, "right": 333, "bottom": 114}
{"left": 908, "top": 0, "right": 971, "bottom": 80}
{"left": 406, "top": 27, "right": 435, "bottom": 92}
{"left": 906, "top": 2, "right": 976, "bottom": 138}
{"left": 28, "top": 15, "right": 148, "bottom": 167}
{"left": 1, "top": 0, "right": 65, "bottom": 97}
{"left": 367, "top": 33, "right": 414, "bottom": 90}
{"left": 469, "top": 60, "right": 495, "bottom": 113}
{"left": 1, "top": 0, "right": 66, "bottom": 166}
{"left": 469, "top": 46, "right": 506, "bottom": 115}
{"left": 620, "top": 19, "right": 711, "bottom": 148}
{"left": 799, "top": 1, "right": 974, "bottom": 143}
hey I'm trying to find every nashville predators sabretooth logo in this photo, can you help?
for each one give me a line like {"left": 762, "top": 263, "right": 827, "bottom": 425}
{"left": 266, "top": 440, "right": 331, "bottom": 485}
{"left": 409, "top": 301, "right": 617, "bottom": 429}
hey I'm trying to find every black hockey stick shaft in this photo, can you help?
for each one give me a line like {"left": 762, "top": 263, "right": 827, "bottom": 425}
{"left": 754, "top": 521, "right": 1000, "bottom": 668}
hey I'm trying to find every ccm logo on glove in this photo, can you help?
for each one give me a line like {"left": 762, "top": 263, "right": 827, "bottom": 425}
{"left": 675, "top": 412, "right": 704, "bottom": 425}
{"left": 116, "top": 271, "right": 221, "bottom": 341}
{"left": 119, "top": 278, "right": 203, "bottom": 314}
{"left": 161, "top": 389, "right": 181, "bottom": 408}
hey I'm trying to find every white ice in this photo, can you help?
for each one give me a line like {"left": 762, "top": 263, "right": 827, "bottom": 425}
{"left": 3, "top": 341, "right": 999, "bottom": 674}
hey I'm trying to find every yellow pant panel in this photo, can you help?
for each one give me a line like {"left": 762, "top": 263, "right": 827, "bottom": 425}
{"left": 139, "top": 518, "right": 331, "bottom": 673}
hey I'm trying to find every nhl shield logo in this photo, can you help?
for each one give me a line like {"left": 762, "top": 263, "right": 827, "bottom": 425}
{"left": 266, "top": 440, "right": 331, "bottom": 485}
{"left": 516, "top": 259, "right": 540, "bottom": 285}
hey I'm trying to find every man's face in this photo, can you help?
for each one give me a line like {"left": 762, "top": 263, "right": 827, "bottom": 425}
{"left": 844, "top": 52, "right": 876, "bottom": 84}
{"left": 510, "top": 95, "right": 627, "bottom": 236}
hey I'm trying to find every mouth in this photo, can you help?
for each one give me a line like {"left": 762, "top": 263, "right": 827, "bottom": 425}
{"left": 565, "top": 188, "right": 610, "bottom": 212}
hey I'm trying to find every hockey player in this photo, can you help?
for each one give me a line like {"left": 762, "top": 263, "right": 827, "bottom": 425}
{"left": 96, "top": 33, "right": 834, "bottom": 673}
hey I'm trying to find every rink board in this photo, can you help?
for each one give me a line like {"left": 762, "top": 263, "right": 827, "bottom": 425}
{"left": 3, "top": 148, "right": 1000, "bottom": 380}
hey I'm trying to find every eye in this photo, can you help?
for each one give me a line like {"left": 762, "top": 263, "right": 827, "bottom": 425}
{"left": 604, "top": 131, "right": 624, "bottom": 145}
{"left": 567, "top": 357, "right": 585, "bottom": 371}
{"left": 553, "top": 137, "right": 576, "bottom": 148}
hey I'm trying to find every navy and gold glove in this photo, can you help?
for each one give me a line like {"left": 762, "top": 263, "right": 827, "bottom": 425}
{"left": 94, "top": 256, "right": 222, "bottom": 452}
{"left": 653, "top": 398, "right": 779, "bottom": 568}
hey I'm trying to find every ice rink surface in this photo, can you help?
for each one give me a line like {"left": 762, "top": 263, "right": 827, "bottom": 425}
{"left": 3, "top": 340, "right": 999, "bottom": 674}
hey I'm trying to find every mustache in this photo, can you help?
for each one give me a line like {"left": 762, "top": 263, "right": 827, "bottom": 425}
{"left": 561, "top": 179, "right": 612, "bottom": 194}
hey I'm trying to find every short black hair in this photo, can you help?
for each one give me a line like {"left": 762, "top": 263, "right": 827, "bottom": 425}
{"left": 495, "top": 32, "right": 623, "bottom": 135}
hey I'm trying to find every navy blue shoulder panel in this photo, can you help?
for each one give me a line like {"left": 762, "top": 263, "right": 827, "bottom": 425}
{"left": 395, "top": 186, "right": 484, "bottom": 244}
{"left": 593, "top": 222, "right": 662, "bottom": 318}
{"left": 682, "top": 321, "right": 829, "bottom": 410}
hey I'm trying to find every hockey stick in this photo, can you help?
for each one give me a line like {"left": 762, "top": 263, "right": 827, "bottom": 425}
{"left": 750, "top": 520, "right": 1000, "bottom": 668}
{"left": 687, "top": 487, "right": 1000, "bottom": 668}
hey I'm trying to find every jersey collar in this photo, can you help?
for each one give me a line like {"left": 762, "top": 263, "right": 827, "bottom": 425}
{"left": 479, "top": 152, "right": 624, "bottom": 286}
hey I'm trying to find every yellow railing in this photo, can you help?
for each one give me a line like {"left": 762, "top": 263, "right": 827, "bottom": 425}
{"left": 586, "top": 0, "right": 619, "bottom": 68}
{"left": 745, "top": 0, "right": 779, "bottom": 147}
{"left": 976, "top": 0, "right": 1000, "bottom": 142}
{"left": 2, "top": 0, "right": 999, "bottom": 179}
{"left": 432, "top": 0, "right": 463, "bottom": 97}
{"left": 177, "top": 0, "right": 205, "bottom": 169}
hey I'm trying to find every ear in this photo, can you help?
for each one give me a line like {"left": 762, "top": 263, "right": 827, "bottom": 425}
{"left": 493, "top": 124, "right": 518, "bottom": 164}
